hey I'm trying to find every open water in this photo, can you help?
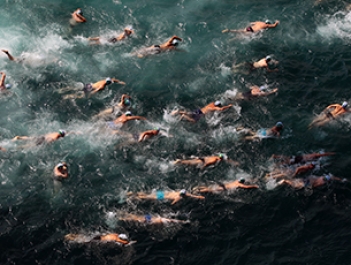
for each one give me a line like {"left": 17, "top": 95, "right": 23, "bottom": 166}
{"left": 1, "top": 0, "right": 351, "bottom": 264}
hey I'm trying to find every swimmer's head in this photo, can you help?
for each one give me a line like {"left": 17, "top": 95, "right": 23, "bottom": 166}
{"left": 218, "top": 153, "right": 224, "bottom": 159}
{"left": 266, "top": 56, "right": 272, "bottom": 62}
{"left": 5, "top": 84, "right": 11, "bottom": 89}
{"left": 145, "top": 214, "right": 152, "bottom": 222}
{"left": 57, "top": 162, "right": 67, "bottom": 170}
{"left": 214, "top": 100, "right": 222, "bottom": 107}
{"left": 275, "top": 122, "right": 283, "bottom": 129}
{"left": 125, "top": 111, "right": 132, "bottom": 116}
{"left": 154, "top": 127, "right": 160, "bottom": 132}
{"left": 171, "top": 39, "right": 179, "bottom": 46}
{"left": 77, "top": 9, "right": 83, "bottom": 15}
{"left": 342, "top": 101, "right": 348, "bottom": 108}
{"left": 265, "top": 20, "right": 272, "bottom": 24}
{"left": 59, "top": 130, "right": 66, "bottom": 137}
{"left": 180, "top": 189, "right": 187, "bottom": 196}
{"left": 239, "top": 177, "right": 245, "bottom": 184}
{"left": 105, "top": 77, "right": 112, "bottom": 85}
{"left": 259, "top": 85, "right": 268, "bottom": 91}
{"left": 124, "top": 98, "right": 131, "bottom": 106}
{"left": 118, "top": 234, "right": 128, "bottom": 240}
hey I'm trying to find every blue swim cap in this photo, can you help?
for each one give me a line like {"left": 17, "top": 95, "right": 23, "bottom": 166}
{"left": 275, "top": 122, "right": 283, "bottom": 128}
{"left": 145, "top": 214, "right": 152, "bottom": 222}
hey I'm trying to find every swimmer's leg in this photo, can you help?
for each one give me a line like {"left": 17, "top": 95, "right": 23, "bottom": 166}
{"left": 12, "top": 136, "right": 32, "bottom": 141}
{"left": 180, "top": 114, "right": 196, "bottom": 123}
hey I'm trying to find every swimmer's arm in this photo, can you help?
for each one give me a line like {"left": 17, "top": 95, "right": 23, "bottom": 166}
{"left": 0, "top": 72, "right": 6, "bottom": 86}
{"left": 237, "top": 183, "right": 259, "bottom": 189}
{"left": 267, "top": 21, "right": 280, "bottom": 28}
{"left": 262, "top": 88, "right": 278, "bottom": 95}
{"left": 112, "top": 78, "right": 126, "bottom": 85}
{"left": 219, "top": 104, "right": 233, "bottom": 111}
{"left": 128, "top": 116, "right": 147, "bottom": 121}
{"left": 73, "top": 10, "right": 87, "bottom": 22}
{"left": 188, "top": 194, "right": 205, "bottom": 200}
{"left": 170, "top": 197, "right": 182, "bottom": 205}
{"left": 116, "top": 238, "right": 130, "bottom": 245}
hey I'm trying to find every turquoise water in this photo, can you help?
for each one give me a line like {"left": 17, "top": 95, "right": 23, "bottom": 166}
{"left": 1, "top": 0, "right": 351, "bottom": 264}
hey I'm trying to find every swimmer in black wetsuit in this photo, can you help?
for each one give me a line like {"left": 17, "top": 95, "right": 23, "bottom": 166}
{"left": 222, "top": 20, "right": 279, "bottom": 33}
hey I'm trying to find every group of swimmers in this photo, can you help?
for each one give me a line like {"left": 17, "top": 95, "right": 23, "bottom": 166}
{"left": 1, "top": 8, "right": 349, "bottom": 247}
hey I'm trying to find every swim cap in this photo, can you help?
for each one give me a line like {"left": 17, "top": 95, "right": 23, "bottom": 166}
{"left": 239, "top": 178, "right": 245, "bottom": 184}
{"left": 325, "top": 174, "right": 331, "bottom": 181}
{"left": 57, "top": 162, "right": 64, "bottom": 168}
{"left": 179, "top": 189, "right": 186, "bottom": 196}
{"left": 219, "top": 153, "right": 224, "bottom": 159}
{"left": 59, "top": 130, "right": 66, "bottom": 137}
{"left": 5, "top": 84, "right": 11, "bottom": 89}
{"left": 124, "top": 98, "right": 131, "bottom": 106}
{"left": 214, "top": 100, "right": 222, "bottom": 107}
{"left": 145, "top": 214, "right": 152, "bottom": 222}
{"left": 154, "top": 127, "right": 160, "bottom": 131}
{"left": 265, "top": 20, "right": 272, "bottom": 24}
{"left": 275, "top": 122, "right": 283, "bottom": 128}
{"left": 259, "top": 85, "right": 268, "bottom": 91}
{"left": 342, "top": 101, "right": 348, "bottom": 108}
{"left": 125, "top": 111, "right": 132, "bottom": 116}
{"left": 77, "top": 9, "right": 83, "bottom": 15}
{"left": 106, "top": 77, "right": 112, "bottom": 85}
{"left": 266, "top": 55, "right": 272, "bottom": 62}
{"left": 118, "top": 234, "right": 128, "bottom": 240}
{"left": 172, "top": 39, "right": 179, "bottom": 46}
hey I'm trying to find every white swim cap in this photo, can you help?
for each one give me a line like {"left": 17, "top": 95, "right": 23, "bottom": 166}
{"left": 77, "top": 9, "right": 83, "bottom": 15}
{"left": 214, "top": 100, "right": 222, "bottom": 107}
{"left": 342, "top": 101, "right": 348, "bottom": 108}
{"left": 59, "top": 130, "right": 66, "bottom": 137}
{"left": 172, "top": 39, "right": 179, "bottom": 46}
{"left": 118, "top": 234, "right": 128, "bottom": 240}
{"left": 266, "top": 55, "right": 272, "bottom": 61}
{"left": 57, "top": 163, "right": 64, "bottom": 168}
{"left": 180, "top": 189, "right": 186, "bottom": 195}
{"left": 125, "top": 111, "right": 132, "bottom": 116}
{"left": 106, "top": 77, "right": 112, "bottom": 84}
{"left": 5, "top": 84, "right": 11, "bottom": 89}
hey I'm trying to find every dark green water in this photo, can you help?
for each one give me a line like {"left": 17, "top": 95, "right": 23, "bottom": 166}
{"left": 1, "top": 0, "right": 351, "bottom": 264}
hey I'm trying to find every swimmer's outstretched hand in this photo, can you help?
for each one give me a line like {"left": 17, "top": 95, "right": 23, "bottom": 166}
{"left": 222, "top": 29, "right": 229, "bottom": 33}
{"left": 12, "top": 136, "right": 20, "bottom": 141}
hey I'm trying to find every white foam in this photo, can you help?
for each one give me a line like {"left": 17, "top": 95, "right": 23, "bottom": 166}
{"left": 317, "top": 11, "right": 351, "bottom": 40}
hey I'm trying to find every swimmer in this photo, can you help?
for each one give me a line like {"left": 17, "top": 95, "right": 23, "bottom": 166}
{"left": 106, "top": 111, "right": 147, "bottom": 129}
{"left": 277, "top": 174, "right": 345, "bottom": 190}
{"left": 70, "top": 8, "right": 87, "bottom": 25}
{"left": 0, "top": 72, "right": 11, "bottom": 92}
{"left": 137, "top": 128, "right": 161, "bottom": 142}
{"left": 173, "top": 154, "right": 234, "bottom": 170}
{"left": 265, "top": 163, "right": 317, "bottom": 180}
{"left": 171, "top": 101, "right": 232, "bottom": 123}
{"left": 233, "top": 56, "right": 279, "bottom": 74}
{"left": 133, "top": 35, "right": 182, "bottom": 58}
{"left": 195, "top": 179, "right": 259, "bottom": 193}
{"left": 119, "top": 213, "right": 190, "bottom": 225}
{"left": 271, "top": 152, "right": 335, "bottom": 165}
{"left": 127, "top": 189, "right": 204, "bottom": 205}
{"left": 94, "top": 94, "right": 132, "bottom": 119}
{"left": 238, "top": 121, "right": 284, "bottom": 141}
{"left": 12, "top": 129, "right": 69, "bottom": 145}
{"left": 63, "top": 77, "right": 126, "bottom": 99}
{"left": 222, "top": 20, "right": 279, "bottom": 34}
{"left": 89, "top": 27, "right": 134, "bottom": 44}
{"left": 54, "top": 162, "right": 69, "bottom": 181}
{"left": 233, "top": 85, "right": 278, "bottom": 100}
{"left": 65, "top": 233, "right": 133, "bottom": 246}
{"left": 308, "top": 102, "right": 349, "bottom": 128}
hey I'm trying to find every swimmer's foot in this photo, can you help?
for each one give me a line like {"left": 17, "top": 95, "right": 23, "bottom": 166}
{"left": 222, "top": 29, "right": 229, "bottom": 33}
{"left": 235, "top": 126, "right": 245, "bottom": 132}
